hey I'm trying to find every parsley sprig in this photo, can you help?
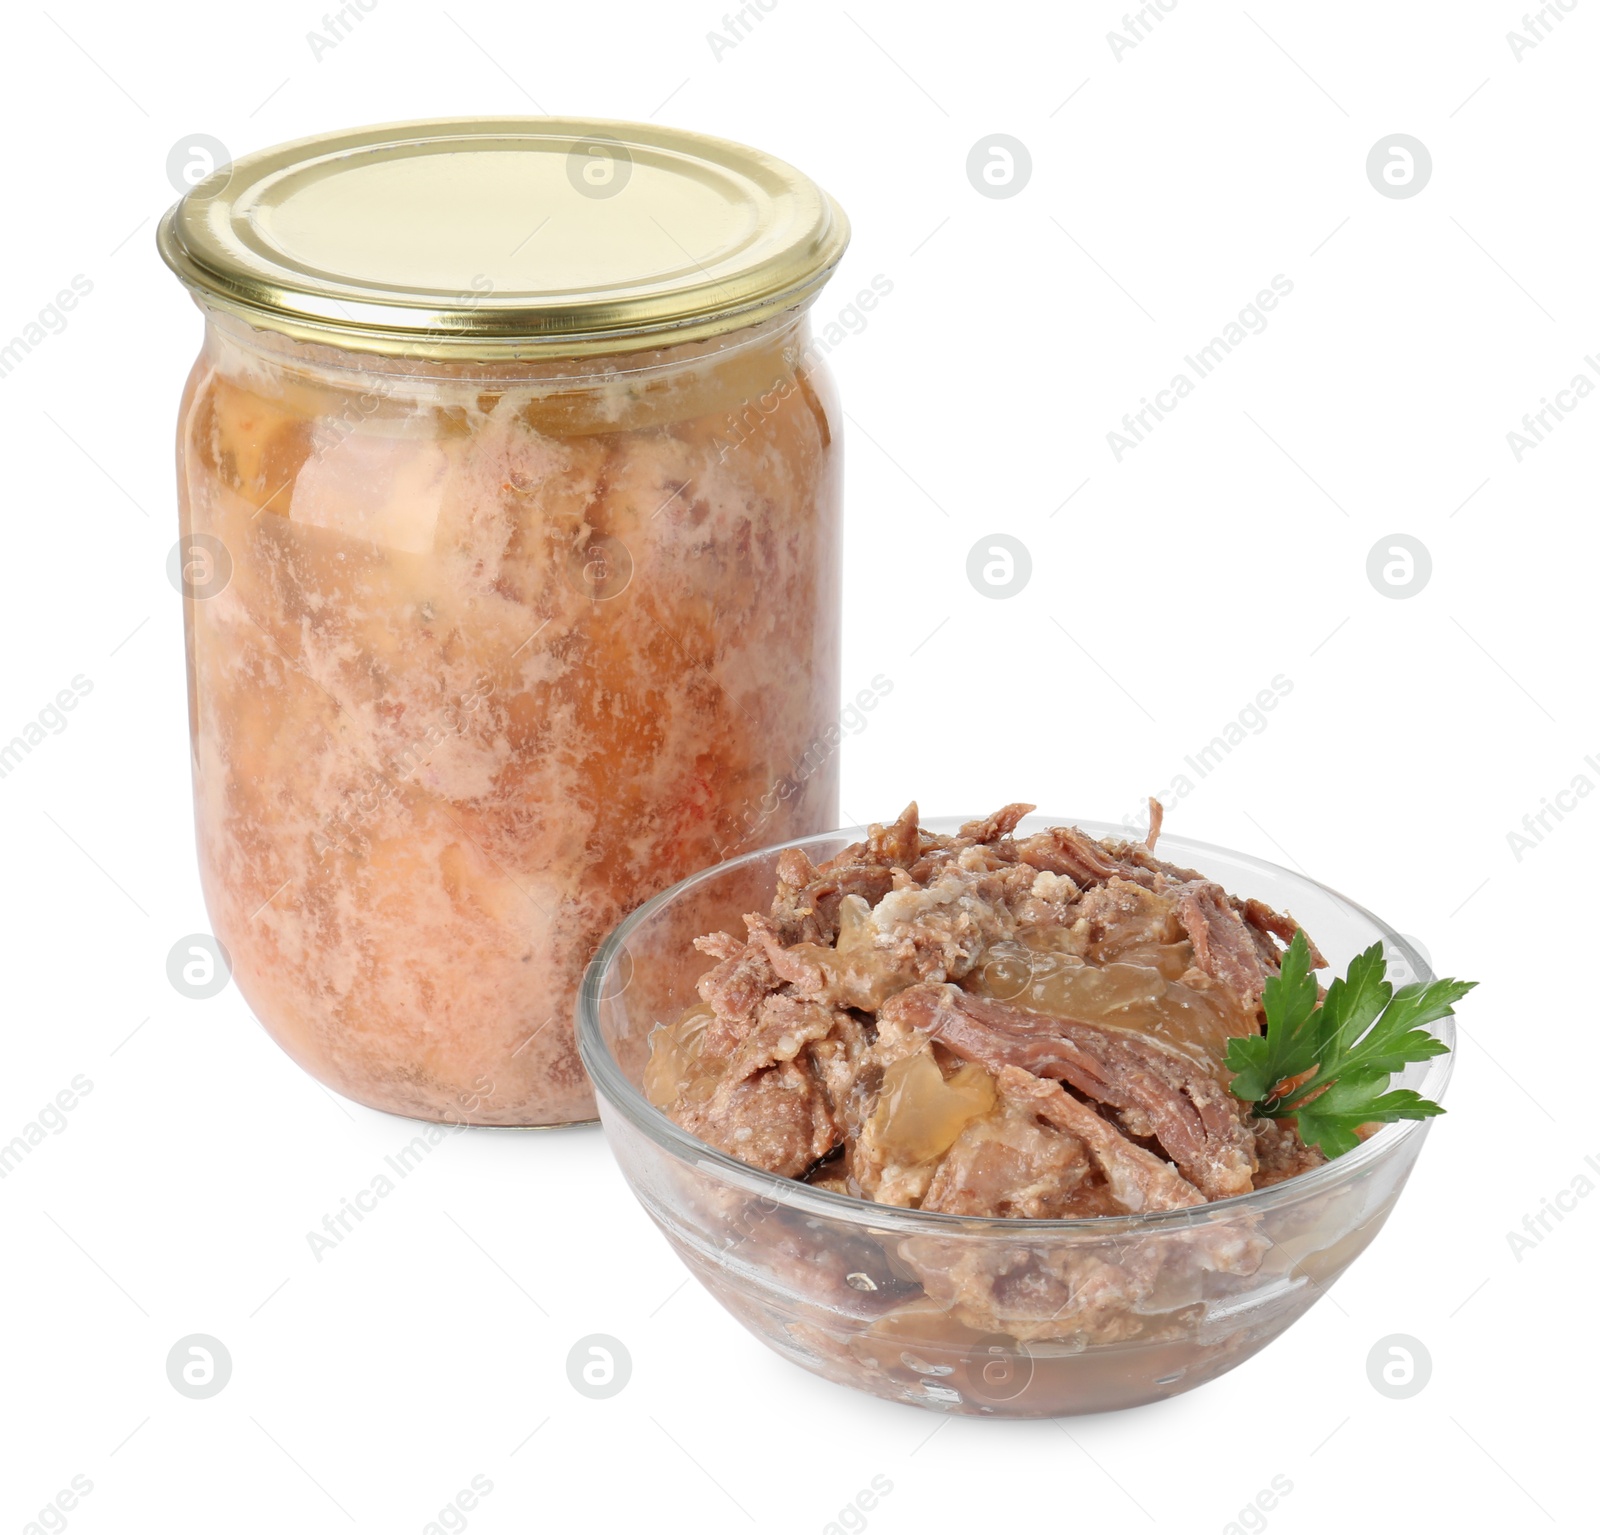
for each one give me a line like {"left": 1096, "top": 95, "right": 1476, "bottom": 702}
{"left": 1224, "top": 931, "right": 1472, "bottom": 1158}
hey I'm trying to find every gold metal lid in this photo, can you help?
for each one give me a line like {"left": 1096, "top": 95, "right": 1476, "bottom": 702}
{"left": 157, "top": 116, "right": 850, "bottom": 360}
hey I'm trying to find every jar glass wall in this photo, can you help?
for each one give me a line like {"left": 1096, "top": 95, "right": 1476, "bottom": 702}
{"left": 174, "top": 305, "right": 842, "bottom": 1124}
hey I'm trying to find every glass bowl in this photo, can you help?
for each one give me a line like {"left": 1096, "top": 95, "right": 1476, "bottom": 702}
{"left": 576, "top": 816, "right": 1454, "bottom": 1417}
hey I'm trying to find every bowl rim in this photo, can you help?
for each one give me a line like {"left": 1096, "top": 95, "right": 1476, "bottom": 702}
{"left": 576, "top": 814, "right": 1458, "bottom": 1236}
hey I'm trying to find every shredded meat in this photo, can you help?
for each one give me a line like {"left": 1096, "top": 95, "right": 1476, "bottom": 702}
{"left": 654, "top": 802, "right": 1327, "bottom": 1215}
{"left": 669, "top": 994, "right": 864, "bottom": 1179}
{"left": 807, "top": 1010, "right": 873, "bottom": 1131}
{"left": 715, "top": 994, "right": 845, "bottom": 1090}
{"left": 743, "top": 913, "right": 829, "bottom": 992}
{"left": 694, "top": 931, "right": 780, "bottom": 1046}
{"left": 958, "top": 802, "right": 1036, "bottom": 844}
{"left": 1175, "top": 880, "right": 1273, "bottom": 1003}
{"left": 898, "top": 1196, "right": 1264, "bottom": 1345}
{"left": 920, "top": 1099, "right": 1105, "bottom": 1218}
{"left": 1144, "top": 795, "right": 1164, "bottom": 851}
{"left": 769, "top": 850, "right": 900, "bottom": 947}
{"left": 991, "top": 1066, "right": 1206, "bottom": 1213}
{"left": 645, "top": 800, "right": 1342, "bottom": 1364}
{"left": 1251, "top": 1115, "right": 1328, "bottom": 1187}
{"left": 1242, "top": 896, "right": 1329, "bottom": 970}
{"left": 1067, "top": 876, "right": 1185, "bottom": 958}
{"left": 879, "top": 984, "right": 1255, "bottom": 1199}
{"left": 863, "top": 801, "right": 924, "bottom": 866}
{"left": 1013, "top": 825, "right": 1128, "bottom": 886}
{"left": 674, "top": 1056, "right": 836, "bottom": 1179}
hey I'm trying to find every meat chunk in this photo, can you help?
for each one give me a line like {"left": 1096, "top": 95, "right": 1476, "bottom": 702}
{"left": 895, "top": 1238, "right": 1171, "bottom": 1345}
{"left": 1013, "top": 825, "right": 1133, "bottom": 886}
{"left": 1066, "top": 876, "right": 1185, "bottom": 959}
{"left": 879, "top": 982, "right": 1256, "bottom": 1199}
{"left": 743, "top": 912, "right": 829, "bottom": 993}
{"left": 992, "top": 1066, "right": 1206, "bottom": 1213}
{"left": 896, "top": 1201, "right": 1261, "bottom": 1346}
{"left": 727, "top": 1202, "right": 920, "bottom": 1319}
{"left": 920, "top": 1103, "right": 1102, "bottom": 1218}
{"left": 1143, "top": 794, "right": 1164, "bottom": 851}
{"left": 694, "top": 931, "right": 746, "bottom": 962}
{"left": 668, "top": 994, "right": 858, "bottom": 1179}
{"left": 694, "top": 931, "right": 781, "bottom": 1046}
{"left": 715, "top": 993, "right": 846, "bottom": 1088}
{"left": 918, "top": 1064, "right": 1192, "bottom": 1219}
{"left": 1241, "top": 896, "right": 1328, "bottom": 970}
{"left": 863, "top": 801, "right": 924, "bottom": 867}
{"left": 862, "top": 860, "right": 1035, "bottom": 981}
{"left": 1251, "top": 1115, "right": 1328, "bottom": 1188}
{"left": 1175, "top": 880, "right": 1273, "bottom": 1004}
{"left": 958, "top": 802, "right": 1036, "bottom": 844}
{"left": 805, "top": 1009, "right": 873, "bottom": 1134}
{"left": 675, "top": 1057, "right": 836, "bottom": 1178}
{"left": 750, "top": 856, "right": 1047, "bottom": 1015}
{"left": 768, "top": 848, "right": 899, "bottom": 946}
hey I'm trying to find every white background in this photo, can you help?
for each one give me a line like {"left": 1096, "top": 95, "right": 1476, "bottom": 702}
{"left": 1, "top": 2, "right": 1592, "bottom": 1531}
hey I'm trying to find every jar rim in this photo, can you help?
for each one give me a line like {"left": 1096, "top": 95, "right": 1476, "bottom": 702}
{"left": 157, "top": 116, "right": 850, "bottom": 361}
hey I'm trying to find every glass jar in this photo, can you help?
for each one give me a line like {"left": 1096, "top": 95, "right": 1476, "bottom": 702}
{"left": 159, "top": 119, "right": 849, "bottom": 1125}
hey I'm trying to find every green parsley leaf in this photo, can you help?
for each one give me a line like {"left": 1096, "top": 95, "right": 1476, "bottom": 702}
{"left": 1223, "top": 930, "right": 1471, "bottom": 1159}
{"left": 1291, "top": 1074, "right": 1445, "bottom": 1160}
{"left": 1223, "top": 927, "right": 1320, "bottom": 1104}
